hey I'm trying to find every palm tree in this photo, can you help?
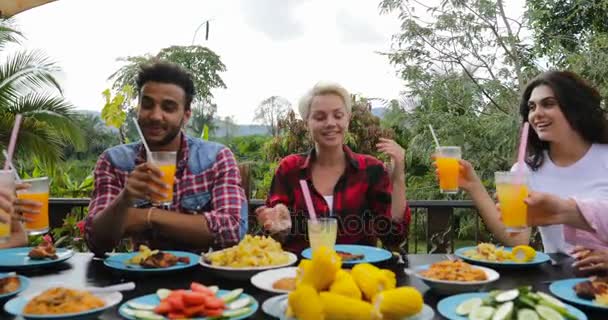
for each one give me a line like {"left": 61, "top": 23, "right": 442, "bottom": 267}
{"left": 0, "top": 18, "right": 84, "bottom": 166}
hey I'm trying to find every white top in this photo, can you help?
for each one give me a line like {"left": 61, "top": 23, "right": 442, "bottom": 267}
{"left": 513, "top": 144, "right": 608, "bottom": 253}
{"left": 323, "top": 195, "right": 334, "bottom": 215}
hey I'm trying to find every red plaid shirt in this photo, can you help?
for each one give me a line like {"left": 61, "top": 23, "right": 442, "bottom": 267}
{"left": 85, "top": 134, "right": 245, "bottom": 253}
{"left": 266, "top": 145, "right": 411, "bottom": 253}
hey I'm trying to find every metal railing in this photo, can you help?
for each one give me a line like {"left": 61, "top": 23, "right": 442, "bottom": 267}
{"left": 50, "top": 198, "right": 489, "bottom": 253}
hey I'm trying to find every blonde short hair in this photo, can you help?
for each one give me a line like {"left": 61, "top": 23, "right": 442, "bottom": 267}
{"left": 298, "top": 81, "right": 352, "bottom": 120}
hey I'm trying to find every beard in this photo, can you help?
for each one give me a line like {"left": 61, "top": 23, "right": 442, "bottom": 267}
{"left": 140, "top": 117, "right": 185, "bottom": 147}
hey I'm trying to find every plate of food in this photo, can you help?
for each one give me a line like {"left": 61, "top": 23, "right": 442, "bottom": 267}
{"left": 410, "top": 260, "right": 499, "bottom": 295}
{"left": 104, "top": 245, "right": 199, "bottom": 272}
{"left": 200, "top": 235, "right": 298, "bottom": 280}
{"left": 0, "top": 239, "right": 74, "bottom": 270}
{"left": 251, "top": 267, "right": 297, "bottom": 294}
{"left": 0, "top": 273, "right": 30, "bottom": 301}
{"left": 300, "top": 244, "right": 392, "bottom": 265}
{"left": 262, "top": 294, "right": 435, "bottom": 320}
{"left": 118, "top": 282, "right": 258, "bottom": 320}
{"left": 455, "top": 243, "right": 550, "bottom": 267}
{"left": 4, "top": 286, "right": 122, "bottom": 320}
{"left": 437, "top": 287, "right": 587, "bottom": 320}
{"left": 549, "top": 277, "right": 608, "bottom": 310}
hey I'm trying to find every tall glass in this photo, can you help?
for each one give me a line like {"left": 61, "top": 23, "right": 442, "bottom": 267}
{"left": 307, "top": 217, "right": 337, "bottom": 252}
{"left": 495, "top": 171, "right": 529, "bottom": 232}
{"left": 0, "top": 170, "right": 15, "bottom": 243}
{"left": 18, "top": 177, "right": 49, "bottom": 235}
{"left": 436, "top": 146, "right": 461, "bottom": 194}
{"left": 149, "top": 151, "right": 177, "bottom": 206}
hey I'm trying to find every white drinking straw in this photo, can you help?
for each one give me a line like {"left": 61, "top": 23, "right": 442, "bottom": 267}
{"left": 428, "top": 124, "right": 440, "bottom": 148}
{"left": 131, "top": 118, "right": 153, "bottom": 160}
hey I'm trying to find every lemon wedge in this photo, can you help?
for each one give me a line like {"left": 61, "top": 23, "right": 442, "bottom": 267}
{"left": 511, "top": 245, "right": 536, "bottom": 262}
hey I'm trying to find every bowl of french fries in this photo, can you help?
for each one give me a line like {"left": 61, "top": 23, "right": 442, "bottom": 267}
{"left": 411, "top": 260, "right": 499, "bottom": 295}
{"left": 199, "top": 235, "right": 297, "bottom": 280}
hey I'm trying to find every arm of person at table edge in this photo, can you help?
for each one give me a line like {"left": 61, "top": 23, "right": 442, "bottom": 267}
{"left": 369, "top": 164, "right": 411, "bottom": 247}
{"left": 457, "top": 160, "right": 531, "bottom": 247}
{"left": 259, "top": 161, "right": 294, "bottom": 244}
{"left": 86, "top": 149, "right": 244, "bottom": 256}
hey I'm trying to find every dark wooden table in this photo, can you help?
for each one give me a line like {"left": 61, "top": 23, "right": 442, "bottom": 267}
{"left": 0, "top": 253, "right": 602, "bottom": 320}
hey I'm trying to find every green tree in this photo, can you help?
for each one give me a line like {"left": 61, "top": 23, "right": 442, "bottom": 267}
{"left": 527, "top": 0, "right": 608, "bottom": 99}
{"left": 0, "top": 18, "right": 83, "bottom": 166}
{"left": 100, "top": 85, "right": 134, "bottom": 144}
{"left": 186, "top": 102, "right": 217, "bottom": 137}
{"left": 253, "top": 96, "right": 291, "bottom": 137}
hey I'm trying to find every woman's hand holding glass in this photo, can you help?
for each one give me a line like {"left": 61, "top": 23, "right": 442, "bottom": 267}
{"left": 255, "top": 204, "right": 292, "bottom": 234}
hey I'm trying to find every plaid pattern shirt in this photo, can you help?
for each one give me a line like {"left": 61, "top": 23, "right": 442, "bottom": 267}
{"left": 266, "top": 145, "right": 411, "bottom": 253}
{"left": 85, "top": 134, "right": 245, "bottom": 253}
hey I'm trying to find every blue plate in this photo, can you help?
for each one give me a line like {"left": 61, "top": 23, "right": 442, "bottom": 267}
{"left": 455, "top": 246, "right": 550, "bottom": 267}
{"left": 301, "top": 244, "right": 393, "bottom": 265}
{"left": 4, "top": 290, "right": 122, "bottom": 320}
{"left": 0, "top": 273, "right": 30, "bottom": 301}
{"left": 550, "top": 278, "right": 608, "bottom": 310}
{"left": 438, "top": 292, "right": 588, "bottom": 320}
{"left": 104, "top": 251, "right": 200, "bottom": 272}
{"left": 119, "top": 289, "right": 258, "bottom": 320}
{"left": 0, "top": 247, "right": 74, "bottom": 270}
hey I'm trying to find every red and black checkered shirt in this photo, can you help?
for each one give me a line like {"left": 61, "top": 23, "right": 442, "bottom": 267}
{"left": 85, "top": 134, "right": 245, "bottom": 254}
{"left": 266, "top": 145, "right": 411, "bottom": 253}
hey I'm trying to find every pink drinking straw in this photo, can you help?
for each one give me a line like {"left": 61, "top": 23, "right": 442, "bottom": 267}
{"left": 4, "top": 114, "right": 22, "bottom": 170}
{"left": 515, "top": 122, "right": 530, "bottom": 184}
{"left": 299, "top": 180, "right": 318, "bottom": 222}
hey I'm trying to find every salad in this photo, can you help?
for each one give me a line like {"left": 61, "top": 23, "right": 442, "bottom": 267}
{"left": 455, "top": 287, "right": 578, "bottom": 320}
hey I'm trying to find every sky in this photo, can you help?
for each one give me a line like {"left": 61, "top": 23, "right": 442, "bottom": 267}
{"left": 6, "top": 0, "right": 406, "bottom": 124}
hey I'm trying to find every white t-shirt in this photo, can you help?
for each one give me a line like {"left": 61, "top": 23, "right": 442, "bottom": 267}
{"left": 323, "top": 195, "right": 334, "bottom": 216}
{"left": 513, "top": 144, "right": 608, "bottom": 253}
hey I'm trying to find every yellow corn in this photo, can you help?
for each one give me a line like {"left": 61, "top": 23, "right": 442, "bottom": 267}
{"left": 351, "top": 263, "right": 395, "bottom": 301}
{"left": 329, "top": 270, "right": 362, "bottom": 300}
{"left": 288, "top": 285, "right": 325, "bottom": 320}
{"left": 512, "top": 245, "right": 536, "bottom": 262}
{"left": 299, "top": 246, "right": 342, "bottom": 291}
{"left": 320, "top": 291, "right": 376, "bottom": 320}
{"left": 373, "top": 287, "right": 423, "bottom": 320}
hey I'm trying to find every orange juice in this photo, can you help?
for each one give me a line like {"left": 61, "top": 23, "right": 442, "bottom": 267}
{"left": 497, "top": 183, "right": 528, "bottom": 231}
{"left": 437, "top": 157, "right": 459, "bottom": 193}
{"left": 152, "top": 164, "right": 176, "bottom": 204}
{"left": 19, "top": 192, "right": 49, "bottom": 232}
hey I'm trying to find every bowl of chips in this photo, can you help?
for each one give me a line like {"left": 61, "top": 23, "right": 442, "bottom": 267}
{"left": 411, "top": 260, "right": 499, "bottom": 295}
{"left": 200, "top": 235, "right": 297, "bottom": 280}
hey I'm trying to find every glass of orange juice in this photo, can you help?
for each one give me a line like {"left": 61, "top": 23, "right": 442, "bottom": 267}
{"left": 0, "top": 170, "right": 15, "bottom": 243}
{"left": 18, "top": 177, "right": 49, "bottom": 235}
{"left": 436, "top": 146, "right": 461, "bottom": 194}
{"left": 149, "top": 151, "right": 177, "bottom": 206}
{"left": 307, "top": 217, "right": 337, "bottom": 252}
{"left": 495, "top": 171, "right": 529, "bottom": 232}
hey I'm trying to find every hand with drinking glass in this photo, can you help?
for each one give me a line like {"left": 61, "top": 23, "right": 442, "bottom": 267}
{"left": 0, "top": 186, "right": 14, "bottom": 223}
{"left": 124, "top": 162, "right": 169, "bottom": 203}
{"left": 14, "top": 183, "right": 40, "bottom": 217}
{"left": 432, "top": 158, "right": 484, "bottom": 193}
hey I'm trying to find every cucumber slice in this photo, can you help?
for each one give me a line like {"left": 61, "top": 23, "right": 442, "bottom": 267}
{"left": 537, "top": 292, "right": 566, "bottom": 310}
{"left": 535, "top": 305, "right": 564, "bottom": 320}
{"left": 518, "top": 309, "right": 540, "bottom": 320}
{"left": 133, "top": 310, "right": 164, "bottom": 320}
{"left": 456, "top": 298, "right": 483, "bottom": 315}
{"left": 469, "top": 306, "right": 495, "bottom": 320}
{"left": 156, "top": 288, "right": 171, "bottom": 300}
{"left": 228, "top": 297, "right": 252, "bottom": 310}
{"left": 220, "top": 288, "right": 243, "bottom": 303}
{"left": 222, "top": 307, "right": 252, "bottom": 317}
{"left": 127, "top": 302, "right": 156, "bottom": 311}
{"left": 208, "top": 285, "right": 219, "bottom": 294}
{"left": 492, "top": 302, "right": 514, "bottom": 320}
{"left": 518, "top": 296, "right": 537, "bottom": 309}
{"left": 496, "top": 289, "right": 519, "bottom": 302}
{"left": 121, "top": 307, "right": 137, "bottom": 317}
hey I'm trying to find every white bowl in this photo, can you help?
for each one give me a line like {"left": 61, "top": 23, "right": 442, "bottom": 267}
{"left": 411, "top": 264, "right": 499, "bottom": 295}
{"left": 199, "top": 251, "right": 298, "bottom": 280}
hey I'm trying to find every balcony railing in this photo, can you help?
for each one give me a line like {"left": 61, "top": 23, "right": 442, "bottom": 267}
{"left": 50, "top": 198, "right": 540, "bottom": 253}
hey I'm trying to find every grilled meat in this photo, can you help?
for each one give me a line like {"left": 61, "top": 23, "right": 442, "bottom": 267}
{"left": 28, "top": 241, "right": 58, "bottom": 260}
{"left": 336, "top": 251, "right": 365, "bottom": 261}
{"left": 575, "top": 281, "right": 597, "bottom": 300}
{"left": 140, "top": 252, "right": 190, "bottom": 268}
{"left": 0, "top": 276, "right": 20, "bottom": 294}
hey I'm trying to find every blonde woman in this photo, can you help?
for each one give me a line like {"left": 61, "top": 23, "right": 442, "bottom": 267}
{"left": 256, "top": 81, "right": 411, "bottom": 253}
